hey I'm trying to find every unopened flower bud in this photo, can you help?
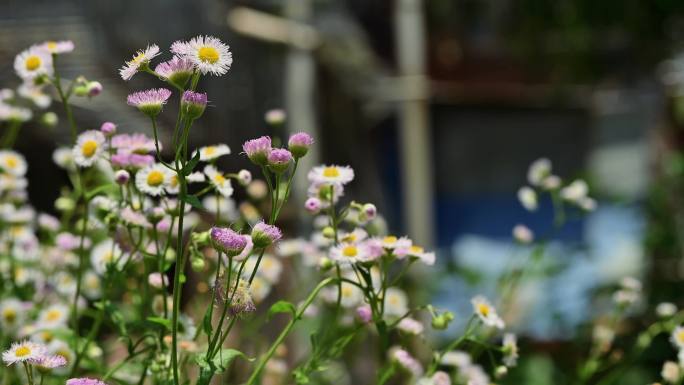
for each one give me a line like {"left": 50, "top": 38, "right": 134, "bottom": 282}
{"left": 237, "top": 169, "right": 252, "bottom": 186}
{"left": 322, "top": 226, "right": 335, "bottom": 239}
{"left": 264, "top": 109, "right": 286, "bottom": 125}
{"left": 115, "top": 170, "right": 130, "bottom": 185}
{"left": 242, "top": 136, "right": 272, "bottom": 166}
{"left": 288, "top": 132, "right": 314, "bottom": 159}
{"left": 356, "top": 305, "right": 372, "bottom": 323}
{"left": 251, "top": 221, "right": 282, "bottom": 248}
{"left": 40, "top": 112, "right": 58, "bottom": 128}
{"left": 363, "top": 203, "right": 377, "bottom": 220}
{"left": 267, "top": 149, "right": 293, "bottom": 174}
{"left": 191, "top": 257, "right": 205, "bottom": 272}
{"left": 87, "top": 81, "right": 103, "bottom": 97}
{"left": 210, "top": 227, "right": 248, "bottom": 257}
{"left": 305, "top": 197, "right": 322, "bottom": 214}
{"left": 181, "top": 90, "right": 207, "bottom": 120}
{"left": 495, "top": 366, "right": 508, "bottom": 378}
{"left": 100, "top": 121, "right": 117, "bottom": 136}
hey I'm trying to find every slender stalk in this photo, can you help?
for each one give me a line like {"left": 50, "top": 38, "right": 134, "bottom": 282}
{"left": 246, "top": 277, "right": 335, "bottom": 385}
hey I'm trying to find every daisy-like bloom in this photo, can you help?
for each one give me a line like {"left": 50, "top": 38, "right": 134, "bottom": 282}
{"left": 2, "top": 340, "right": 48, "bottom": 365}
{"left": 249, "top": 276, "right": 272, "bottom": 303}
{"left": 73, "top": 130, "right": 106, "bottom": 167}
{"left": 39, "top": 213, "right": 60, "bottom": 231}
{"left": 662, "top": 361, "right": 681, "bottom": 384}
{"left": 18, "top": 83, "right": 51, "bottom": 109}
{"left": 112, "top": 133, "right": 157, "bottom": 154}
{"left": 267, "top": 148, "right": 293, "bottom": 173}
{"left": 560, "top": 179, "right": 589, "bottom": 202}
{"left": 120, "top": 44, "right": 160, "bottom": 80}
{"left": 181, "top": 90, "right": 208, "bottom": 119}
{"left": 242, "top": 136, "right": 272, "bottom": 166}
{"left": 340, "top": 228, "right": 368, "bottom": 244}
{"left": 195, "top": 144, "right": 231, "bottom": 162}
{"left": 14, "top": 46, "right": 53, "bottom": 80}
{"left": 471, "top": 295, "right": 504, "bottom": 329}
{"left": 398, "top": 244, "right": 436, "bottom": 265}
{"left": 187, "top": 171, "right": 206, "bottom": 183}
{"left": 250, "top": 221, "right": 282, "bottom": 248}
{"left": 148, "top": 272, "right": 168, "bottom": 289}
{"left": 204, "top": 165, "right": 234, "bottom": 198}
{"left": 672, "top": 326, "right": 684, "bottom": 349}
{"left": 0, "top": 298, "right": 24, "bottom": 330}
{"left": 542, "top": 174, "right": 561, "bottom": 190}
{"left": 210, "top": 227, "right": 248, "bottom": 257}
{"left": 245, "top": 254, "right": 282, "bottom": 284}
{"left": 0, "top": 150, "right": 27, "bottom": 177}
{"left": 390, "top": 347, "right": 423, "bottom": 377}
{"left": 121, "top": 207, "right": 151, "bottom": 228}
{"left": 517, "top": 186, "right": 537, "bottom": 211}
{"left": 397, "top": 317, "right": 424, "bottom": 335}
{"left": 330, "top": 242, "right": 370, "bottom": 264}
{"left": 171, "top": 35, "right": 232, "bottom": 76}
{"left": 136, "top": 163, "right": 172, "bottom": 196}
{"left": 512, "top": 224, "right": 534, "bottom": 244}
{"left": 307, "top": 165, "right": 354, "bottom": 186}
{"left": 53, "top": 147, "right": 75, "bottom": 169}
{"left": 40, "top": 40, "right": 74, "bottom": 55}
{"left": 379, "top": 235, "right": 412, "bottom": 251}
{"left": 111, "top": 152, "right": 154, "bottom": 169}
{"left": 288, "top": 132, "right": 314, "bottom": 159}
{"left": 66, "top": 378, "right": 108, "bottom": 385}
{"left": 155, "top": 56, "right": 195, "bottom": 86}
{"left": 91, "top": 239, "right": 123, "bottom": 275}
{"left": 38, "top": 304, "right": 70, "bottom": 328}
{"left": 324, "top": 281, "right": 363, "bottom": 308}
{"left": 82, "top": 271, "right": 102, "bottom": 300}
{"left": 657, "top": 302, "right": 678, "bottom": 318}
{"left": 307, "top": 182, "right": 344, "bottom": 208}
{"left": 0, "top": 104, "right": 32, "bottom": 123}
{"left": 384, "top": 287, "right": 409, "bottom": 317}
{"left": 527, "top": 158, "right": 551, "bottom": 186}
{"left": 34, "top": 354, "right": 67, "bottom": 369}
{"left": 127, "top": 88, "right": 172, "bottom": 117}
{"left": 502, "top": 333, "right": 519, "bottom": 367}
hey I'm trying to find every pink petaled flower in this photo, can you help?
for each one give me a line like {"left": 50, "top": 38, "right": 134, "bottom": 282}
{"left": 126, "top": 88, "right": 172, "bottom": 117}
{"left": 66, "top": 378, "right": 109, "bottom": 385}
{"left": 148, "top": 272, "right": 168, "bottom": 289}
{"left": 112, "top": 133, "right": 158, "bottom": 154}
{"left": 181, "top": 91, "right": 208, "bottom": 119}
{"left": 288, "top": 132, "right": 314, "bottom": 159}
{"left": 242, "top": 136, "right": 272, "bottom": 166}
{"left": 111, "top": 151, "right": 154, "bottom": 169}
{"left": 210, "top": 227, "right": 248, "bottom": 257}
{"left": 251, "top": 221, "right": 282, "bottom": 248}
{"left": 432, "top": 371, "right": 451, "bottom": 385}
{"left": 56, "top": 232, "right": 90, "bottom": 251}
{"left": 34, "top": 354, "right": 67, "bottom": 369}
{"left": 155, "top": 56, "right": 195, "bottom": 86}
{"left": 267, "top": 148, "right": 292, "bottom": 173}
{"left": 121, "top": 207, "right": 151, "bottom": 228}
{"left": 391, "top": 348, "right": 423, "bottom": 377}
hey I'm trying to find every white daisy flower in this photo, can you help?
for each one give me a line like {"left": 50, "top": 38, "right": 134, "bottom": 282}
{"left": 0, "top": 150, "right": 27, "bottom": 177}
{"left": 471, "top": 295, "right": 504, "bottom": 329}
{"left": 187, "top": 171, "right": 206, "bottom": 183}
{"left": 14, "top": 46, "right": 53, "bottom": 80}
{"left": 672, "top": 326, "right": 684, "bottom": 349}
{"left": 0, "top": 298, "right": 24, "bottom": 330}
{"left": 82, "top": 270, "right": 102, "bottom": 299}
{"left": 73, "top": 130, "right": 106, "bottom": 167}
{"left": 120, "top": 44, "right": 160, "bottom": 80}
{"left": 52, "top": 147, "right": 75, "bottom": 169}
{"left": 249, "top": 276, "right": 272, "bottom": 303}
{"left": 517, "top": 186, "right": 538, "bottom": 211}
{"left": 18, "top": 83, "right": 51, "bottom": 109}
{"left": 201, "top": 195, "right": 238, "bottom": 221}
{"left": 171, "top": 35, "right": 232, "bottom": 76}
{"left": 339, "top": 228, "right": 368, "bottom": 244}
{"left": 527, "top": 158, "right": 551, "bottom": 186}
{"left": 136, "top": 163, "right": 172, "bottom": 196}
{"left": 204, "top": 164, "right": 234, "bottom": 198}
{"left": 2, "top": 340, "right": 47, "bottom": 365}
{"left": 307, "top": 165, "right": 354, "bottom": 185}
{"left": 401, "top": 244, "right": 436, "bottom": 265}
{"left": 46, "top": 340, "right": 73, "bottom": 373}
{"left": 52, "top": 271, "right": 77, "bottom": 297}
{"left": 397, "top": 317, "right": 424, "bottom": 335}
{"left": 330, "top": 242, "right": 370, "bottom": 264}
{"left": 195, "top": 144, "right": 231, "bottom": 161}
{"left": 245, "top": 254, "right": 282, "bottom": 284}
{"left": 39, "top": 40, "right": 74, "bottom": 55}
{"left": 380, "top": 235, "right": 412, "bottom": 250}
{"left": 560, "top": 180, "right": 589, "bottom": 202}
{"left": 90, "top": 239, "right": 124, "bottom": 275}
{"left": 384, "top": 287, "right": 409, "bottom": 317}
{"left": 38, "top": 304, "right": 69, "bottom": 328}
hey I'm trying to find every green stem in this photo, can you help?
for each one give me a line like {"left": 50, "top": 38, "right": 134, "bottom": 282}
{"left": 246, "top": 277, "right": 335, "bottom": 385}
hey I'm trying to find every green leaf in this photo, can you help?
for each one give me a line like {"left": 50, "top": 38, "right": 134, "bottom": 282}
{"left": 146, "top": 316, "right": 172, "bottom": 331}
{"left": 267, "top": 300, "right": 296, "bottom": 321}
{"left": 86, "top": 183, "right": 117, "bottom": 200}
{"left": 182, "top": 151, "right": 201, "bottom": 176}
{"left": 182, "top": 194, "right": 203, "bottom": 209}
{"left": 196, "top": 349, "right": 252, "bottom": 374}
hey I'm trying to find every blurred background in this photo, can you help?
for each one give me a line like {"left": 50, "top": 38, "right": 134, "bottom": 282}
{"left": 4, "top": 0, "right": 684, "bottom": 382}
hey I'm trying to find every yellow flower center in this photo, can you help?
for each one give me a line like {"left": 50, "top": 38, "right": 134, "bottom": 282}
{"left": 3, "top": 308, "right": 16, "bottom": 323}
{"left": 342, "top": 234, "right": 357, "bottom": 243}
{"left": 198, "top": 46, "right": 220, "bottom": 63}
{"left": 5, "top": 156, "right": 18, "bottom": 169}
{"left": 25, "top": 56, "right": 41, "bottom": 71}
{"left": 147, "top": 170, "right": 165, "bottom": 187}
{"left": 478, "top": 304, "right": 490, "bottom": 317}
{"left": 410, "top": 245, "right": 424, "bottom": 254}
{"left": 15, "top": 346, "right": 31, "bottom": 357}
{"left": 388, "top": 295, "right": 399, "bottom": 305}
{"left": 41, "top": 331, "right": 53, "bottom": 342}
{"left": 383, "top": 236, "right": 397, "bottom": 245}
{"left": 204, "top": 146, "right": 216, "bottom": 156}
{"left": 47, "top": 41, "right": 57, "bottom": 50}
{"left": 678, "top": 330, "right": 684, "bottom": 343}
{"left": 129, "top": 52, "right": 146, "bottom": 65}
{"left": 46, "top": 309, "right": 62, "bottom": 322}
{"left": 341, "top": 286, "right": 353, "bottom": 297}
{"left": 323, "top": 167, "right": 339, "bottom": 178}
{"left": 342, "top": 245, "right": 358, "bottom": 257}
{"left": 103, "top": 252, "right": 113, "bottom": 262}
{"left": 170, "top": 175, "right": 179, "bottom": 188}
{"left": 81, "top": 140, "right": 98, "bottom": 158}
{"left": 213, "top": 174, "right": 225, "bottom": 184}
